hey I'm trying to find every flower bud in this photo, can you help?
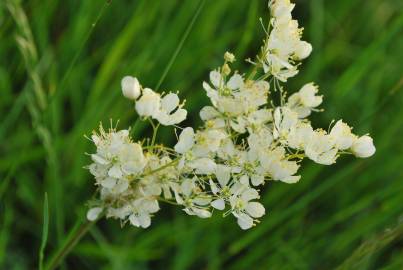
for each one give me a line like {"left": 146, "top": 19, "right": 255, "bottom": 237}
{"left": 224, "top": 51, "right": 235, "bottom": 63}
{"left": 351, "top": 135, "right": 376, "bottom": 158}
{"left": 121, "top": 76, "right": 141, "bottom": 100}
{"left": 222, "top": 63, "right": 231, "bottom": 75}
{"left": 87, "top": 207, "right": 103, "bottom": 221}
{"left": 294, "top": 41, "right": 312, "bottom": 60}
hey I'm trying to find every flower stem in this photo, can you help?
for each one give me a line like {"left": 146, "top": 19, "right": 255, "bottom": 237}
{"left": 151, "top": 122, "right": 160, "bottom": 147}
{"left": 45, "top": 219, "right": 96, "bottom": 270}
{"left": 141, "top": 158, "right": 180, "bottom": 177}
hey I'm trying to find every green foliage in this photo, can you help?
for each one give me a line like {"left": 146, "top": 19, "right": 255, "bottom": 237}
{"left": 1, "top": 0, "right": 402, "bottom": 269}
{"left": 39, "top": 193, "right": 49, "bottom": 270}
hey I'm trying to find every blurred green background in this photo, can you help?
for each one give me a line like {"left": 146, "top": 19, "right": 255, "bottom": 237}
{"left": 1, "top": 0, "right": 403, "bottom": 269}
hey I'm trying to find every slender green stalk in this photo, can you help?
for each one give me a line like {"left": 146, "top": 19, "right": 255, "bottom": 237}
{"left": 142, "top": 158, "right": 180, "bottom": 177}
{"left": 39, "top": 193, "right": 49, "bottom": 270}
{"left": 150, "top": 122, "right": 160, "bottom": 147}
{"left": 45, "top": 220, "right": 95, "bottom": 270}
{"left": 44, "top": 1, "right": 111, "bottom": 110}
{"left": 154, "top": 0, "right": 206, "bottom": 91}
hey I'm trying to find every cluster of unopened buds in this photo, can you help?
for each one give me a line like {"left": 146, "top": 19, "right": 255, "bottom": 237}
{"left": 86, "top": 0, "right": 375, "bottom": 230}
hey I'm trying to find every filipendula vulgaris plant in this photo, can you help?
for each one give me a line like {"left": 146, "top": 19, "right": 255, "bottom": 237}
{"left": 86, "top": 0, "right": 376, "bottom": 230}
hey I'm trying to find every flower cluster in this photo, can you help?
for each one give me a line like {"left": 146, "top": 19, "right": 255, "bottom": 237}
{"left": 261, "top": 0, "right": 312, "bottom": 81}
{"left": 86, "top": 0, "right": 375, "bottom": 230}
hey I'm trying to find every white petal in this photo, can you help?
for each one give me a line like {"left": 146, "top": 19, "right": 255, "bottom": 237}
{"left": 251, "top": 175, "right": 264, "bottom": 186}
{"left": 164, "top": 108, "right": 187, "bottom": 125}
{"left": 239, "top": 175, "right": 249, "bottom": 186}
{"left": 135, "top": 88, "right": 160, "bottom": 118}
{"left": 200, "top": 106, "right": 219, "bottom": 120}
{"left": 329, "top": 120, "right": 355, "bottom": 150}
{"left": 91, "top": 154, "right": 109, "bottom": 165}
{"left": 161, "top": 93, "right": 180, "bottom": 113}
{"left": 129, "top": 214, "right": 140, "bottom": 227}
{"left": 209, "top": 179, "right": 220, "bottom": 194}
{"left": 215, "top": 165, "right": 231, "bottom": 187}
{"left": 237, "top": 213, "right": 254, "bottom": 230}
{"left": 194, "top": 208, "right": 212, "bottom": 218}
{"left": 174, "top": 190, "right": 184, "bottom": 204}
{"left": 174, "top": 127, "right": 195, "bottom": 153}
{"left": 144, "top": 200, "right": 160, "bottom": 213}
{"left": 190, "top": 158, "right": 217, "bottom": 174}
{"left": 245, "top": 202, "right": 265, "bottom": 218}
{"left": 241, "top": 188, "right": 259, "bottom": 202}
{"left": 114, "top": 179, "right": 129, "bottom": 193}
{"left": 211, "top": 199, "right": 225, "bottom": 210}
{"left": 180, "top": 178, "right": 194, "bottom": 197}
{"left": 280, "top": 175, "right": 301, "bottom": 184}
{"left": 351, "top": 135, "right": 376, "bottom": 158}
{"left": 138, "top": 214, "right": 151, "bottom": 228}
{"left": 193, "top": 196, "right": 212, "bottom": 206}
{"left": 101, "top": 177, "right": 117, "bottom": 189}
{"left": 294, "top": 41, "right": 312, "bottom": 60}
{"left": 210, "top": 71, "right": 222, "bottom": 88}
{"left": 108, "top": 164, "right": 123, "bottom": 178}
{"left": 227, "top": 74, "right": 244, "bottom": 90}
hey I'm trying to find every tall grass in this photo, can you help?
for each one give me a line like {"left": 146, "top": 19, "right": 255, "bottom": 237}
{"left": 0, "top": 0, "right": 402, "bottom": 269}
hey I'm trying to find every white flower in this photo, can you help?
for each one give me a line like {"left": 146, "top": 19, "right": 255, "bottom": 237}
{"left": 135, "top": 88, "right": 161, "bottom": 118}
{"left": 305, "top": 130, "right": 338, "bottom": 165}
{"left": 129, "top": 212, "right": 151, "bottom": 228}
{"left": 203, "top": 72, "right": 269, "bottom": 116}
{"left": 135, "top": 88, "right": 187, "bottom": 125}
{"left": 217, "top": 138, "right": 238, "bottom": 160}
{"left": 192, "top": 129, "right": 227, "bottom": 157}
{"left": 87, "top": 0, "right": 376, "bottom": 231}
{"left": 200, "top": 106, "right": 226, "bottom": 129}
{"left": 121, "top": 76, "right": 141, "bottom": 100}
{"left": 90, "top": 128, "right": 147, "bottom": 182}
{"left": 156, "top": 93, "right": 187, "bottom": 126}
{"left": 229, "top": 184, "right": 265, "bottom": 230}
{"left": 139, "top": 155, "right": 180, "bottom": 199}
{"left": 259, "top": 147, "right": 300, "bottom": 183}
{"left": 351, "top": 135, "right": 376, "bottom": 158}
{"left": 270, "top": 0, "right": 294, "bottom": 23}
{"left": 287, "top": 121, "right": 314, "bottom": 150}
{"left": 248, "top": 128, "right": 274, "bottom": 153}
{"left": 175, "top": 178, "right": 212, "bottom": 218}
{"left": 263, "top": 54, "right": 299, "bottom": 82}
{"left": 120, "top": 143, "right": 147, "bottom": 174}
{"left": 329, "top": 120, "right": 356, "bottom": 150}
{"left": 287, "top": 83, "right": 322, "bottom": 118}
{"left": 129, "top": 199, "right": 160, "bottom": 228}
{"left": 273, "top": 107, "right": 299, "bottom": 141}
{"left": 209, "top": 165, "right": 232, "bottom": 210}
{"left": 262, "top": 1, "right": 312, "bottom": 81}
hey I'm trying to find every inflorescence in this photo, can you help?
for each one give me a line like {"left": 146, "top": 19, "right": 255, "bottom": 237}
{"left": 86, "top": 0, "right": 375, "bottom": 230}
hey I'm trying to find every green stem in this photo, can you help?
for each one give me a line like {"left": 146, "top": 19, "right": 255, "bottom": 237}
{"left": 157, "top": 197, "right": 180, "bottom": 206}
{"left": 45, "top": 220, "right": 96, "bottom": 270}
{"left": 287, "top": 153, "right": 305, "bottom": 160}
{"left": 141, "top": 158, "right": 180, "bottom": 177}
{"left": 154, "top": 0, "right": 206, "bottom": 91}
{"left": 150, "top": 122, "right": 160, "bottom": 147}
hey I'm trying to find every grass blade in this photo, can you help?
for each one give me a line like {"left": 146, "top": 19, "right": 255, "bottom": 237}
{"left": 39, "top": 192, "right": 49, "bottom": 270}
{"left": 154, "top": 0, "right": 206, "bottom": 91}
